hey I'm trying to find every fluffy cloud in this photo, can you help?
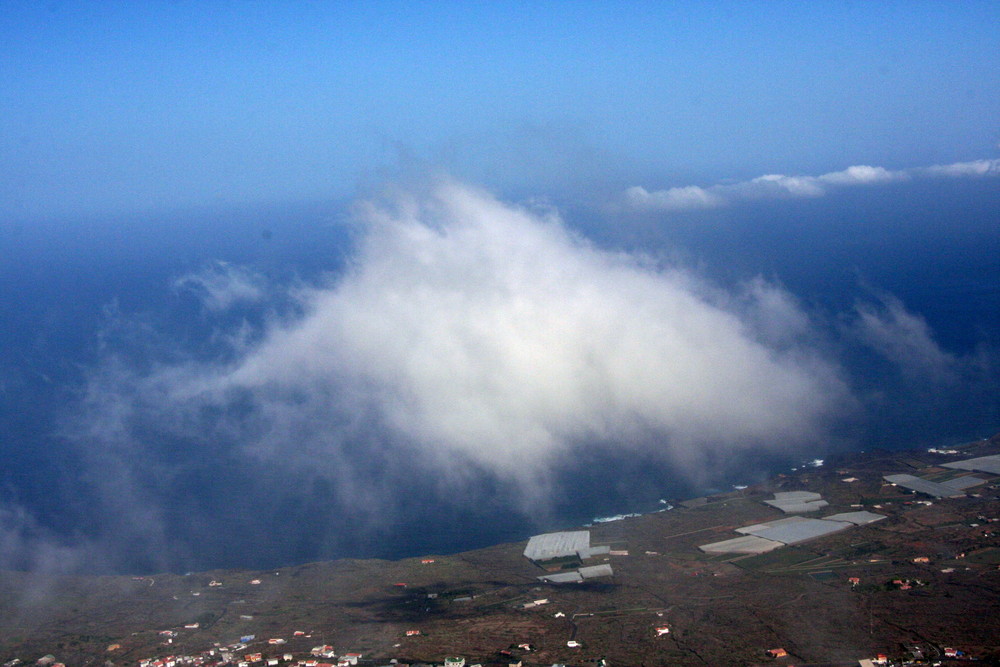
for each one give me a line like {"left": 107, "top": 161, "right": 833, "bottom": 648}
{"left": 208, "top": 182, "right": 849, "bottom": 480}
{"left": 14, "top": 177, "right": 992, "bottom": 574}
{"left": 51, "top": 181, "right": 854, "bottom": 571}
{"left": 625, "top": 158, "right": 994, "bottom": 211}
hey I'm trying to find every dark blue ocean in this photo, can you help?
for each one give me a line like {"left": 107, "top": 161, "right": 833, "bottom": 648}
{"left": 1, "top": 179, "right": 997, "bottom": 573}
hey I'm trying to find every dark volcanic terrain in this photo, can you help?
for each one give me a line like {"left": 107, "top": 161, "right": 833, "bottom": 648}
{"left": 4, "top": 435, "right": 1000, "bottom": 666}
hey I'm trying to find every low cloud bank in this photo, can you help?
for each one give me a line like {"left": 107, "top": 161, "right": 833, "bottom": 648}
{"left": 45, "top": 182, "right": 856, "bottom": 571}
{"left": 625, "top": 158, "right": 1000, "bottom": 212}
{"left": 0, "top": 504, "right": 94, "bottom": 574}
{"left": 3, "top": 178, "right": 992, "bottom": 574}
{"left": 217, "top": 182, "right": 850, "bottom": 479}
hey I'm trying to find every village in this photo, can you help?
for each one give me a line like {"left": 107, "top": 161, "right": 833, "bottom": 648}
{"left": 7, "top": 611, "right": 954, "bottom": 667}
{"left": 4, "top": 572, "right": 984, "bottom": 667}
{"left": 2, "top": 439, "right": 1000, "bottom": 666}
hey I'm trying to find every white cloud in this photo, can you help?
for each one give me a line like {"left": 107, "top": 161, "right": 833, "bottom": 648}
{"left": 173, "top": 261, "right": 267, "bottom": 312}
{"left": 0, "top": 504, "right": 95, "bottom": 574}
{"left": 737, "top": 276, "right": 815, "bottom": 349}
{"left": 851, "top": 293, "right": 957, "bottom": 383}
{"left": 195, "top": 181, "right": 850, "bottom": 484}
{"left": 28, "top": 179, "right": 858, "bottom": 572}
{"left": 817, "top": 165, "right": 906, "bottom": 186}
{"left": 625, "top": 158, "right": 995, "bottom": 212}
{"left": 745, "top": 174, "right": 827, "bottom": 198}
{"left": 624, "top": 185, "right": 723, "bottom": 211}
{"left": 917, "top": 158, "right": 1000, "bottom": 178}
{"left": 45, "top": 176, "right": 997, "bottom": 572}
{"left": 78, "top": 181, "right": 852, "bottom": 511}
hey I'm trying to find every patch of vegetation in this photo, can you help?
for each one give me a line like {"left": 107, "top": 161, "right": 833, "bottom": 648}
{"left": 56, "top": 635, "right": 115, "bottom": 644}
{"left": 834, "top": 541, "right": 885, "bottom": 559}
{"left": 734, "top": 548, "right": 814, "bottom": 572}
{"left": 535, "top": 555, "right": 583, "bottom": 570}
{"left": 966, "top": 547, "right": 1000, "bottom": 565}
{"left": 440, "top": 588, "right": 475, "bottom": 599}
{"left": 195, "top": 611, "right": 218, "bottom": 626}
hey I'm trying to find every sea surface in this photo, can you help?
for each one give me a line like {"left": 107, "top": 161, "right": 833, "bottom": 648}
{"left": 1, "top": 179, "right": 997, "bottom": 573}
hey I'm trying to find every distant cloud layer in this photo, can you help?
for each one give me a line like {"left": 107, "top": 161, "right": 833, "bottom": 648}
{"left": 624, "top": 158, "right": 1000, "bottom": 212}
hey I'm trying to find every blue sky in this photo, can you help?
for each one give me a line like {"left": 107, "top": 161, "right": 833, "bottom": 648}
{"left": 2, "top": 1, "right": 998, "bottom": 220}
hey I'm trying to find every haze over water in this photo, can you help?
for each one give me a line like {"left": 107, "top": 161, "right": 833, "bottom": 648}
{"left": 2, "top": 173, "right": 996, "bottom": 573}
{"left": 1, "top": 2, "right": 998, "bottom": 574}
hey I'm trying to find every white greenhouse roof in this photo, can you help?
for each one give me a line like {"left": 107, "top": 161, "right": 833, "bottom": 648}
{"left": 773, "top": 491, "right": 823, "bottom": 501}
{"left": 736, "top": 516, "right": 810, "bottom": 535}
{"left": 579, "top": 564, "right": 614, "bottom": 579}
{"left": 523, "top": 531, "right": 590, "bottom": 561}
{"left": 942, "top": 454, "right": 1000, "bottom": 475}
{"left": 763, "top": 490, "right": 828, "bottom": 513}
{"left": 537, "top": 571, "right": 583, "bottom": 583}
{"left": 699, "top": 535, "right": 784, "bottom": 554}
{"left": 822, "top": 511, "right": 886, "bottom": 525}
{"left": 884, "top": 474, "right": 965, "bottom": 498}
{"left": 743, "top": 517, "right": 850, "bottom": 544}
{"left": 939, "top": 475, "right": 988, "bottom": 491}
